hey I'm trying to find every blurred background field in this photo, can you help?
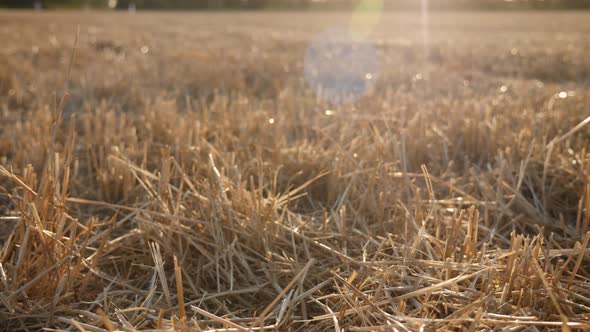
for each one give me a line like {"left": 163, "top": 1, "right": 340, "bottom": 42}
{"left": 3, "top": 0, "right": 590, "bottom": 10}
{"left": 1, "top": 6, "right": 590, "bottom": 331}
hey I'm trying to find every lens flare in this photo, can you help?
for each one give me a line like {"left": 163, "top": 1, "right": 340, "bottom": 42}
{"left": 304, "top": 27, "right": 378, "bottom": 105}
{"left": 304, "top": 0, "right": 383, "bottom": 105}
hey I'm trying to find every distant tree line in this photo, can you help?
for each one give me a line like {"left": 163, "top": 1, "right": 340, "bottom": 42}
{"left": 1, "top": 0, "right": 590, "bottom": 9}
{"left": 0, "top": 0, "right": 103, "bottom": 8}
{"left": 115, "top": 0, "right": 279, "bottom": 10}
{"left": 114, "top": 0, "right": 325, "bottom": 10}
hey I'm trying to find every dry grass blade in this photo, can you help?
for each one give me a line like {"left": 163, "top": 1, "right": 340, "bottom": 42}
{"left": 149, "top": 242, "right": 172, "bottom": 307}
{"left": 173, "top": 256, "right": 186, "bottom": 326}
{"left": 191, "top": 305, "right": 250, "bottom": 331}
{"left": 255, "top": 258, "right": 315, "bottom": 327}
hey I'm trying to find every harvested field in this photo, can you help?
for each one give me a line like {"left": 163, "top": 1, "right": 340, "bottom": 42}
{"left": 1, "top": 10, "right": 590, "bottom": 331}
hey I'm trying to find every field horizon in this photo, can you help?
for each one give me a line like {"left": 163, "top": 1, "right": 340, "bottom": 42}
{"left": 1, "top": 10, "right": 590, "bottom": 331}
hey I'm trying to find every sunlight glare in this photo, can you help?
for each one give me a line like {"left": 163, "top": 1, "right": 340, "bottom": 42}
{"left": 350, "top": 0, "right": 384, "bottom": 40}
{"left": 421, "top": 0, "right": 430, "bottom": 68}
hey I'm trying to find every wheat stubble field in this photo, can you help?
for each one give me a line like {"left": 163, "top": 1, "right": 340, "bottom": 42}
{"left": 1, "top": 10, "right": 590, "bottom": 331}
